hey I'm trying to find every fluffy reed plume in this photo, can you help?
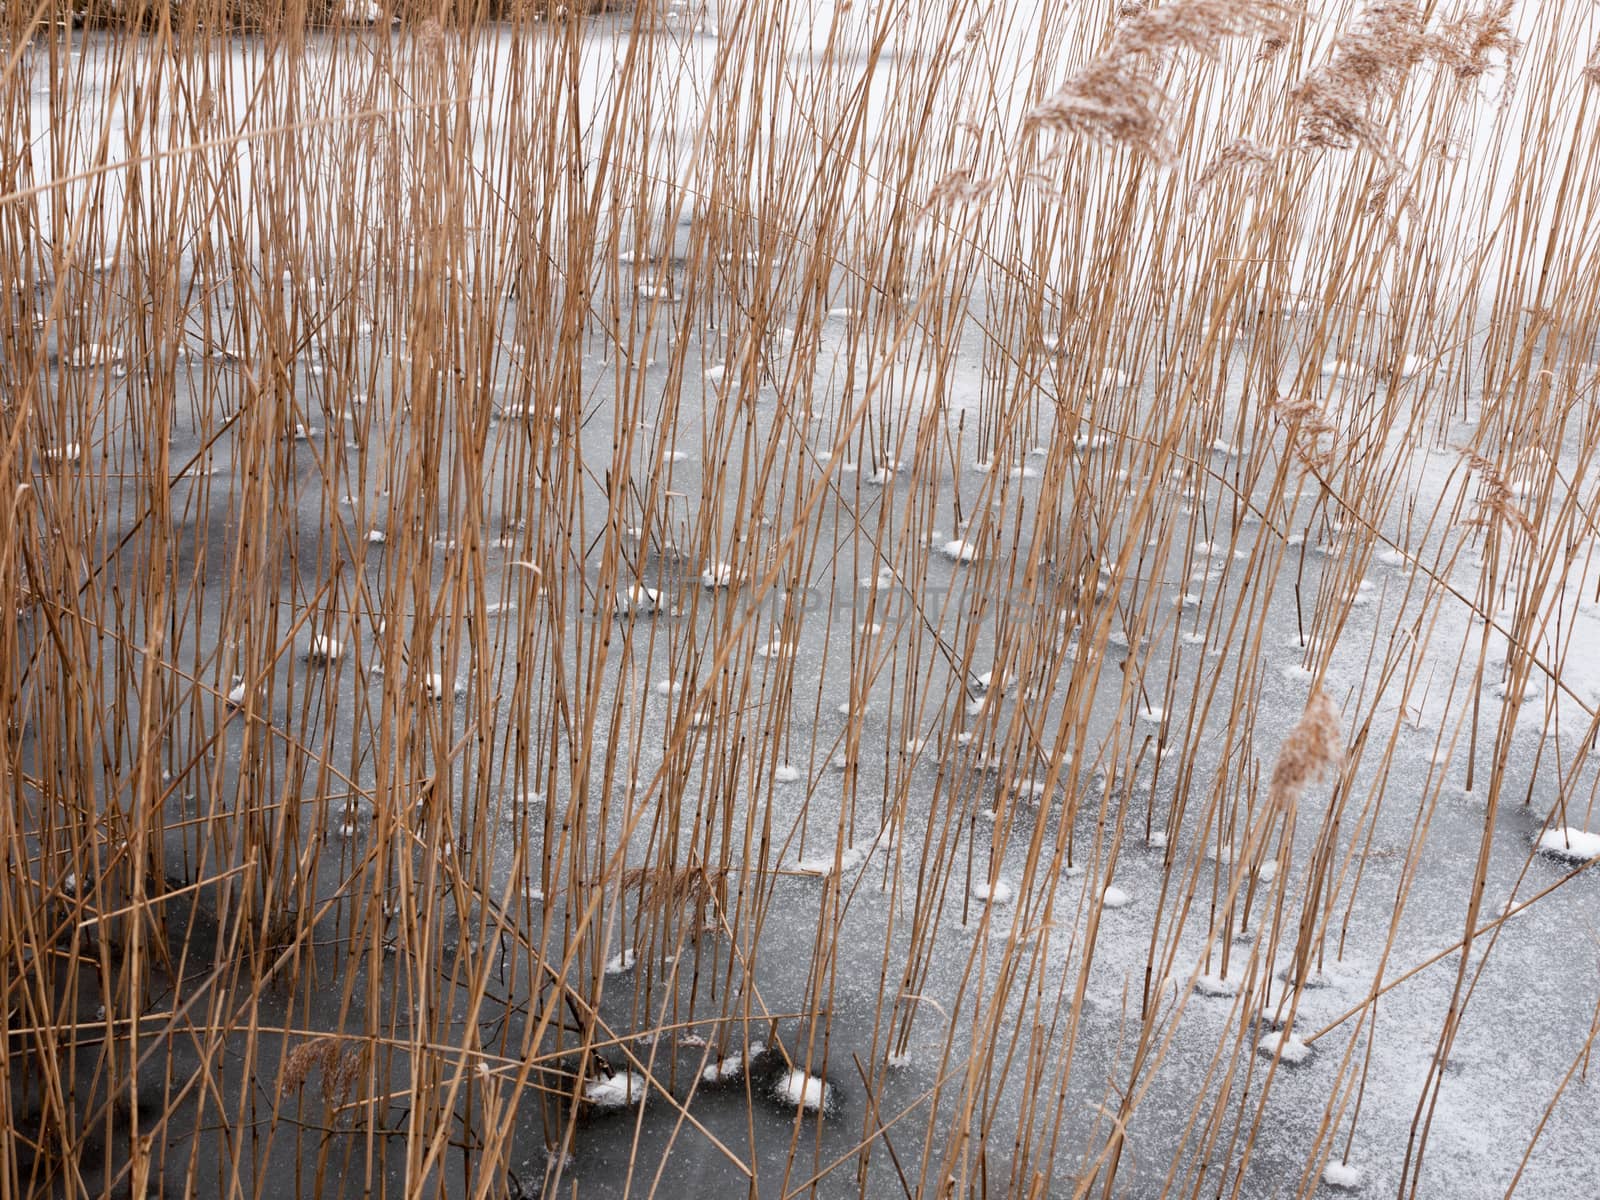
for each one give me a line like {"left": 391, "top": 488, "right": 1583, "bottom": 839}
{"left": 1269, "top": 390, "right": 1338, "bottom": 470}
{"left": 1189, "top": 135, "right": 1276, "bottom": 195}
{"left": 279, "top": 1038, "right": 365, "bottom": 1108}
{"left": 1433, "top": 1, "right": 1520, "bottom": 80}
{"left": 1292, "top": 4, "right": 1432, "bottom": 151}
{"left": 621, "top": 863, "right": 729, "bottom": 922}
{"left": 1461, "top": 450, "right": 1536, "bottom": 536}
{"left": 1267, "top": 690, "right": 1343, "bottom": 813}
{"left": 926, "top": 167, "right": 1001, "bottom": 211}
{"left": 1023, "top": 0, "right": 1293, "bottom": 157}
{"left": 1293, "top": 1, "right": 1519, "bottom": 152}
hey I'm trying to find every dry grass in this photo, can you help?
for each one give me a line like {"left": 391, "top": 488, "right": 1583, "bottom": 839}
{"left": 2, "top": 0, "right": 1598, "bottom": 1196}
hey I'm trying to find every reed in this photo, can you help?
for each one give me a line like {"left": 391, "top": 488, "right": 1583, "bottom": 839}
{"left": 2, "top": 0, "right": 1597, "bottom": 1197}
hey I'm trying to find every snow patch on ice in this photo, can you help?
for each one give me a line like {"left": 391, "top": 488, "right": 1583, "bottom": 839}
{"left": 1256, "top": 1031, "right": 1312, "bottom": 1064}
{"left": 585, "top": 1071, "right": 646, "bottom": 1109}
{"left": 616, "top": 585, "right": 661, "bottom": 615}
{"left": 1535, "top": 827, "right": 1600, "bottom": 862}
{"left": 701, "top": 561, "right": 736, "bottom": 587}
{"left": 1194, "top": 970, "right": 1244, "bottom": 998}
{"left": 1322, "top": 1161, "right": 1365, "bottom": 1190}
{"left": 973, "top": 879, "right": 1014, "bottom": 904}
{"left": 308, "top": 635, "right": 345, "bottom": 662}
{"left": 604, "top": 949, "right": 637, "bottom": 975}
{"left": 797, "top": 845, "right": 867, "bottom": 876}
{"left": 702, "top": 1042, "right": 763, "bottom": 1084}
{"left": 774, "top": 1069, "right": 831, "bottom": 1112}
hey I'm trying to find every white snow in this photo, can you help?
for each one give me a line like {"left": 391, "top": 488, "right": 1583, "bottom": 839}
{"left": 973, "top": 879, "right": 1014, "bottom": 904}
{"left": 1101, "top": 885, "right": 1132, "bottom": 909}
{"left": 1322, "top": 1161, "right": 1365, "bottom": 1189}
{"left": 773, "top": 1069, "right": 830, "bottom": 1112}
{"left": 335, "top": 0, "right": 388, "bottom": 24}
{"left": 1535, "top": 827, "right": 1600, "bottom": 862}
{"left": 604, "top": 949, "right": 636, "bottom": 975}
{"left": 797, "top": 845, "right": 866, "bottom": 876}
{"left": 1010, "top": 778, "right": 1051, "bottom": 802}
{"left": 308, "top": 635, "right": 345, "bottom": 662}
{"left": 67, "top": 343, "right": 119, "bottom": 368}
{"left": 615, "top": 585, "right": 661, "bottom": 615}
{"left": 701, "top": 1042, "right": 763, "bottom": 1084}
{"left": 773, "top": 764, "right": 801, "bottom": 784}
{"left": 584, "top": 1070, "right": 646, "bottom": 1108}
{"left": 1490, "top": 677, "right": 1542, "bottom": 702}
{"left": 1194, "top": 973, "right": 1240, "bottom": 997}
{"left": 940, "top": 539, "right": 978, "bottom": 563}
{"left": 701, "top": 561, "right": 736, "bottom": 587}
{"left": 1256, "top": 1031, "right": 1312, "bottom": 1064}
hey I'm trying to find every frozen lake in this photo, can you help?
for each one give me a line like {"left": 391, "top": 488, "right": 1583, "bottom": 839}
{"left": 4, "top": 2, "right": 1598, "bottom": 1197}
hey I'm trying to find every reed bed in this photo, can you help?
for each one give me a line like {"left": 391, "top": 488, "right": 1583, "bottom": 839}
{"left": 2, "top": 0, "right": 1599, "bottom": 1196}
